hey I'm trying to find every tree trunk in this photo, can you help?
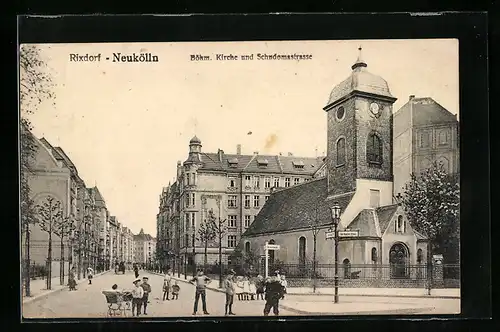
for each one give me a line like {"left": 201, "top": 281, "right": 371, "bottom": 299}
{"left": 204, "top": 240, "right": 208, "bottom": 266}
{"left": 218, "top": 231, "right": 223, "bottom": 289}
{"left": 427, "top": 241, "right": 433, "bottom": 295}
{"left": 313, "top": 234, "right": 317, "bottom": 293}
{"left": 24, "top": 224, "right": 31, "bottom": 297}
{"left": 47, "top": 230, "right": 52, "bottom": 290}
{"left": 60, "top": 231, "right": 64, "bottom": 286}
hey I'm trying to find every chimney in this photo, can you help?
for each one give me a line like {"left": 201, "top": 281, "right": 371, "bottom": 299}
{"left": 236, "top": 144, "right": 241, "bottom": 155}
{"left": 218, "top": 149, "right": 224, "bottom": 162}
{"left": 409, "top": 95, "right": 415, "bottom": 101}
{"left": 279, "top": 152, "right": 282, "bottom": 156}
{"left": 288, "top": 152, "right": 293, "bottom": 156}
{"left": 253, "top": 151, "right": 259, "bottom": 155}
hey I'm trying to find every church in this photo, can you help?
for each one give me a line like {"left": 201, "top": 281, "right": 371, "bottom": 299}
{"left": 241, "top": 49, "right": 429, "bottom": 279}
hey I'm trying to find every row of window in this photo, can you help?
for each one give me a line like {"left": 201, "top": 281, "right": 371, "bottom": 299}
{"left": 230, "top": 176, "right": 303, "bottom": 189}
{"left": 334, "top": 133, "right": 383, "bottom": 166}
{"left": 419, "top": 129, "right": 451, "bottom": 149}
{"left": 182, "top": 213, "right": 255, "bottom": 231}
{"left": 230, "top": 195, "right": 270, "bottom": 208}
{"left": 180, "top": 234, "right": 239, "bottom": 248}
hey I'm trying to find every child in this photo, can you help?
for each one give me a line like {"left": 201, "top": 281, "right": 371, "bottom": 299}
{"left": 163, "top": 269, "right": 173, "bottom": 301}
{"left": 248, "top": 277, "right": 257, "bottom": 300}
{"left": 171, "top": 281, "right": 180, "bottom": 300}
{"left": 256, "top": 275, "right": 265, "bottom": 300}
{"left": 242, "top": 276, "right": 250, "bottom": 300}
{"left": 235, "top": 276, "right": 244, "bottom": 301}
{"left": 140, "top": 276, "right": 152, "bottom": 315}
{"left": 280, "top": 275, "right": 288, "bottom": 300}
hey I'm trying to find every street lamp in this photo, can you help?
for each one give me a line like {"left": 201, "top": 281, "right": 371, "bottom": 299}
{"left": 330, "top": 202, "right": 341, "bottom": 304}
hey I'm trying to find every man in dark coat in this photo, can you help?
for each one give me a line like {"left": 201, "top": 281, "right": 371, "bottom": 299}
{"left": 263, "top": 271, "right": 285, "bottom": 316}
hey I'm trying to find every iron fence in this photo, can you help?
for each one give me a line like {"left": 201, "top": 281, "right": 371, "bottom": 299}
{"left": 182, "top": 262, "right": 460, "bottom": 289}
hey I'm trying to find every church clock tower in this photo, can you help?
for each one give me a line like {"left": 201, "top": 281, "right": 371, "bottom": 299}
{"left": 323, "top": 47, "right": 397, "bottom": 201}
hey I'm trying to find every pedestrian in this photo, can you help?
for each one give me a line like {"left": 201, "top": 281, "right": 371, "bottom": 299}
{"left": 235, "top": 276, "right": 244, "bottom": 300}
{"left": 249, "top": 276, "right": 257, "bottom": 300}
{"left": 256, "top": 275, "right": 265, "bottom": 300}
{"left": 115, "top": 263, "right": 119, "bottom": 274}
{"left": 171, "top": 281, "right": 180, "bottom": 300}
{"left": 189, "top": 269, "right": 211, "bottom": 315}
{"left": 131, "top": 278, "right": 144, "bottom": 316}
{"left": 163, "top": 268, "right": 173, "bottom": 301}
{"left": 224, "top": 270, "right": 236, "bottom": 316}
{"left": 263, "top": 271, "right": 285, "bottom": 316}
{"left": 140, "top": 276, "right": 152, "bottom": 315}
{"left": 68, "top": 266, "right": 77, "bottom": 291}
{"left": 242, "top": 276, "right": 250, "bottom": 300}
{"left": 280, "top": 275, "right": 288, "bottom": 300}
{"left": 134, "top": 264, "right": 139, "bottom": 278}
{"left": 87, "top": 266, "right": 94, "bottom": 285}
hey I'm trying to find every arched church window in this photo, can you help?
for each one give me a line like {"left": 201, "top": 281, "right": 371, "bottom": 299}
{"left": 396, "top": 215, "right": 404, "bottom": 233}
{"left": 367, "top": 133, "right": 382, "bottom": 164}
{"left": 371, "top": 247, "right": 378, "bottom": 263}
{"left": 336, "top": 137, "right": 346, "bottom": 166}
{"left": 245, "top": 241, "right": 250, "bottom": 253}
{"left": 417, "top": 249, "right": 423, "bottom": 264}
{"left": 298, "top": 236, "right": 306, "bottom": 266}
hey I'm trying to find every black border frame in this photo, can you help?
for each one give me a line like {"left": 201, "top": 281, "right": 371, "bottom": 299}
{"left": 13, "top": 12, "right": 491, "bottom": 331}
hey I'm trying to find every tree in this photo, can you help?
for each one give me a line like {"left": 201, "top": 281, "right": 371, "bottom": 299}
{"left": 53, "top": 216, "right": 75, "bottom": 286}
{"left": 35, "top": 196, "right": 63, "bottom": 290}
{"left": 196, "top": 218, "right": 217, "bottom": 265}
{"left": 308, "top": 202, "right": 322, "bottom": 292}
{"left": 208, "top": 208, "right": 227, "bottom": 288}
{"left": 401, "top": 161, "right": 460, "bottom": 294}
{"left": 20, "top": 44, "right": 56, "bottom": 297}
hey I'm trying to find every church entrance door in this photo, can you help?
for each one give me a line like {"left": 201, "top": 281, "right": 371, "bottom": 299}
{"left": 389, "top": 243, "right": 409, "bottom": 278}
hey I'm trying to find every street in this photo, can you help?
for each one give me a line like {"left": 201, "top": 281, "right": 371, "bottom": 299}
{"left": 22, "top": 271, "right": 296, "bottom": 318}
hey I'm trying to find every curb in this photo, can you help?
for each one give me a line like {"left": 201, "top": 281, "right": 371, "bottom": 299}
{"left": 287, "top": 293, "right": 460, "bottom": 300}
{"left": 278, "top": 304, "right": 435, "bottom": 316}
{"left": 22, "top": 270, "right": 111, "bottom": 305}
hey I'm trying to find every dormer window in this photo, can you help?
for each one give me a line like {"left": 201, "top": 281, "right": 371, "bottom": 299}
{"left": 257, "top": 158, "right": 268, "bottom": 167}
{"left": 395, "top": 215, "right": 405, "bottom": 233}
{"left": 228, "top": 158, "right": 238, "bottom": 168}
{"left": 292, "top": 160, "right": 305, "bottom": 169}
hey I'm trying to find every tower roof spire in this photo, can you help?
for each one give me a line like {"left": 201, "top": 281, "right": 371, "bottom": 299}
{"left": 351, "top": 45, "right": 367, "bottom": 70}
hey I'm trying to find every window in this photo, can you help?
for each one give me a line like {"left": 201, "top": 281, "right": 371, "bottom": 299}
{"left": 336, "top": 137, "right": 346, "bottom": 166}
{"left": 228, "top": 195, "right": 237, "bottom": 208}
{"left": 191, "top": 193, "right": 195, "bottom": 207}
{"left": 396, "top": 215, "right": 404, "bottom": 233}
{"left": 265, "top": 177, "right": 271, "bottom": 188}
{"left": 419, "top": 131, "right": 431, "bottom": 148}
{"left": 369, "top": 189, "right": 380, "bottom": 208}
{"left": 285, "top": 178, "right": 291, "bottom": 187}
{"left": 244, "top": 195, "right": 251, "bottom": 208}
{"left": 190, "top": 213, "right": 195, "bottom": 229}
{"left": 438, "top": 130, "right": 450, "bottom": 145}
{"left": 367, "top": 133, "right": 382, "bottom": 164}
{"left": 371, "top": 248, "right": 378, "bottom": 263}
{"left": 228, "top": 215, "right": 237, "bottom": 228}
{"left": 265, "top": 195, "right": 270, "bottom": 202}
{"left": 253, "top": 195, "right": 260, "bottom": 208}
{"left": 336, "top": 106, "right": 345, "bottom": 121}
{"left": 298, "top": 236, "right": 306, "bottom": 265}
{"left": 185, "top": 195, "right": 190, "bottom": 208}
{"left": 185, "top": 214, "right": 190, "bottom": 230}
{"left": 245, "top": 175, "right": 251, "bottom": 187}
{"left": 294, "top": 178, "right": 300, "bottom": 185}
{"left": 228, "top": 178, "right": 236, "bottom": 188}
{"left": 227, "top": 235, "right": 237, "bottom": 248}
{"left": 185, "top": 234, "right": 189, "bottom": 247}
{"left": 253, "top": 176, "right": 260, "bottom": 188}
{"left": 417, "top": 249, "right": 423, "bottom": 264}
{"left": 274, "top": 177, "right": 280, "bottom": 188}
{"left": 244, "top": 241, "right": 250, "bottom": 253}
{"left": 244, "top": 215, "right": 251, "bottom": 228}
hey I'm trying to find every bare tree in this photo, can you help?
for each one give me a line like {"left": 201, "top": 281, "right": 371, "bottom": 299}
{"left": 54, "top": 215, "right": 75, "bottom": 286}
{"left": 35, "top": 196, "right": 63, "bottom": 290}
{"left": 309, "top": 202, "right": 322, "bottom": 293}
{"left": 20, "top": 44, "right": 55, "bottom": 297}
{"left": 207, "top": 208, "right": 227, "bottom": 288}
{"left": 196, "top": 218, "right": 217, "bottom": 265}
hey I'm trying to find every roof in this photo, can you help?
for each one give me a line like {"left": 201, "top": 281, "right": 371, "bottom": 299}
{"left": 345, "top": 204, "right": 410, "bottom": 238}
{"left": 325, "top": 50, "right": 394, "bottom": 108}
{"left": 243, "top": 177, "right": 354, "bottom": 236}
{"left": 190, "top": 135, "right": 201, "bottom": 144}
{"left": 193, "top": 151, "right": 324, "bottom": 175}
{"left": 394, "top": 97, "right": 458, "bottom": 127}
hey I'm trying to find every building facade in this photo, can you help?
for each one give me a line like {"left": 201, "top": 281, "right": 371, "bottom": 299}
{"left": 242, "top": 49, "right": 429, "bottom": 279}
{"left": 133, "top": 229, "right": 156, "bottom": 265}
{"left": 156, "top": 139, "right": 326, "bottom": 270}
{"left": 393, "top": 96, "right": 460, "bottom": 195}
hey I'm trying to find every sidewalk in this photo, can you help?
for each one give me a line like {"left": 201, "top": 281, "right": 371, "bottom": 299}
{"left": 150, "top": 271, "right": 459, "bottom": 299}
{"left": 22, "top": 270, "right": 110, "bottom": 304}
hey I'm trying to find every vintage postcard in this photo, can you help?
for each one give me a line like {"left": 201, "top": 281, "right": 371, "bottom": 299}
{"left": 20, "top": 39, "right": 460, "bottom": 319}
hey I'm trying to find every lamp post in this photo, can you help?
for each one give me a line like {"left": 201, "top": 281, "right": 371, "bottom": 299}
{"left": 192, "top": 227, "right": 196, "bottom": 277}
{"left": 330, "top": 202, "right": 341, "bottom": 304}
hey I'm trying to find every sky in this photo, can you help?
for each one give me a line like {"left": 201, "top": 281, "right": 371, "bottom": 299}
{"left": 24, "top": 39, "right": 459, "bottom": 236}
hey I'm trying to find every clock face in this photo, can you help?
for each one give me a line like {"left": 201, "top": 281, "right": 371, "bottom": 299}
{"left": 370, "top": 103, "right": 380, "bottom": 115}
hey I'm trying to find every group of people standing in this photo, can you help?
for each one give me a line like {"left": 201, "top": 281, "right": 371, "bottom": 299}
{"left": 68, "top": 266, "right": 95, "bottom": 291}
